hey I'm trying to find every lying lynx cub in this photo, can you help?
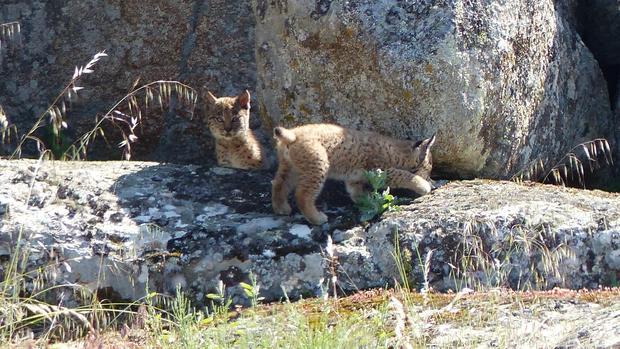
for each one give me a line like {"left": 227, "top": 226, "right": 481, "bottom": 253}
{"left": 272, "top": 124, "right": 435, "bottom": 225}
{"left": 205, "top": 90, "right": 265, "bottom": 169}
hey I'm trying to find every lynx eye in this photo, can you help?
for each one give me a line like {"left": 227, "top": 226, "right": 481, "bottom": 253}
{"left": 214, "top": 116, "right": 223, "bottom": 122}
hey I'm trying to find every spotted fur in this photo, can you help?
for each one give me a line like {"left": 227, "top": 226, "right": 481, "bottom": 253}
{"left": 272, "top": 124, "right": 435, "bottom": 225}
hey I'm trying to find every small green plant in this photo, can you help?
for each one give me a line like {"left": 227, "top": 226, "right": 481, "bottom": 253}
{"left": 205, "top": 280, "right": 233, "bottom": 319}
{"left": 391, "top": 230, "right": 412, "bottom": 291}
{"left": 170, "top": 286, "right": 199, "bottom": 330}
{"left": 239, "top": 272, "right": 264, "bottom": 308}
{"left": 166, "top": 286, "right": 207, "bottom": 349}
{"left": 391, "top": 229, "right": 415, "bottom": 313}
{"left": 41, "top": 123, "right": 71, "bottom": 159}
{"left": 355, "top": 169, "right": 398, "bottom": 222}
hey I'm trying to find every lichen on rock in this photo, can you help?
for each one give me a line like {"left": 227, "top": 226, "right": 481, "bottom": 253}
{"left": 252, "top": 0, "right": 614, "bottom": 179}
{"left": 1, "top": 160, "right": 618, "bottom": 308}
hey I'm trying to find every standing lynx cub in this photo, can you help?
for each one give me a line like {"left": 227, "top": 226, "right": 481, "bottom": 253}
{"left": 205, "top": 90, "right": 265, "bottom": 169}
{"left": 272, "top": 124, "right": 436, "bottom": 225}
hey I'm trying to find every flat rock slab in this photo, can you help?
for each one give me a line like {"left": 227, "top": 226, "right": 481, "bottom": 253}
{"left": 0, "top": 160, "right": 619, "bottom": 307}
{"left": 365, "top": 180, "right": 620, "bottom": 291}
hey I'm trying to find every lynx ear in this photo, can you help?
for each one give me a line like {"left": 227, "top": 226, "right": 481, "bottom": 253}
{"left": 205, "top": 90, "right": 218, "bottom": 104}
{"left": 415, "top": 133, "right": 436, "bottom": 162}
{"left": 425, "top": 134, "right": 436, "bottom": 148}
{"left": 238, "top": 90, "right": 251, "bottom": 109}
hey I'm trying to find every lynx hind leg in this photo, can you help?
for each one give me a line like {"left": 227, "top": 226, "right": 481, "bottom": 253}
{"left": 272, "top": 159, "right": 296, "bottom": 215}
{"left": 295, "top": 172, "right": 329, "bottom": 225}
{"left": 291, "top": 148, "right": 329, "bottom": 225}
{"left": 386, "top": 168, "right": 432, "bottom": 196}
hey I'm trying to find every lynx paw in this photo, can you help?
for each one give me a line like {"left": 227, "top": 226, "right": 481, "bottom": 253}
{"left": 305, "top": 211, "right": 328, "bottom": 226}
{"left": 345, "top": 180, "right": 370, "bottom": 203}
{"left": 273, "top": 202, "right": 292, "bottom": 216}
{"left": 410, "top": 176, "right": 432, "bottom": 196}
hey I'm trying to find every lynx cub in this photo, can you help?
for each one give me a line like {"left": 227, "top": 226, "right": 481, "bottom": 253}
{"left": 205, "top": 90, "right": 265, "bottom": 169}
{"left": 272, "top": 124, "right": 436, "bottom": 225}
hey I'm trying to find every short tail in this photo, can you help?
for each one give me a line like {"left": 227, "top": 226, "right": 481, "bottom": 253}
{"left": 273, "top": 126, "right": 297, "bottom": 144}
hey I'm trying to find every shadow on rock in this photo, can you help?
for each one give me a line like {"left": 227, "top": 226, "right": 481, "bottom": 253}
{"left": 113, "top": 163, "right": 360, "bottom": 306}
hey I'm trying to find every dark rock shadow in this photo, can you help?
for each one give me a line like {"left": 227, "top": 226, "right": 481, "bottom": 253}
{"left": 512, "top": 6, "right": 618, "bottom": 190}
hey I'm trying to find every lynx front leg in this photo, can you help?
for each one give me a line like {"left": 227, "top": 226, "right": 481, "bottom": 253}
{"left": 238, "top": 137, "right": 265, "bottom": 170}
{"left": 345, "top": 180, "right": 368, "bottom": 203}
{"left": 237, "top": 154, "right": 262, "bottom": 170}
{"left": 214, "top": 144, "right": 229, "bottom": 167}
{"left": 272, "top": 160, "right": 296, "bottom": 215}
{"left": 386, "top": 168, "right": 432, "bottom": 195}
{"left": 344, "top": 170, "right": 370, "bottom": 203}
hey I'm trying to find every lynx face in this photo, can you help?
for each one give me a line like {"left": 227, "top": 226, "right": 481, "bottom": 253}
{"left": 204, "top": 90, "right": 265, "bottom": 170}
{"left": 205, "top": 90, "right": 251, "bottom": 139}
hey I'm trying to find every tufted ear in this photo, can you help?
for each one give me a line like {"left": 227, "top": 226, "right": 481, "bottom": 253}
{"left": 237, "top": 90, "right": 251, "bottom": 109}
{"left": 425, "top": 134, "right": 436, "bottom": 148}
{"left": 415, "top": 133, "right": 436, "bottom": 162}
{"left": 205, "top": 90, "right": 218, "bottom": 104}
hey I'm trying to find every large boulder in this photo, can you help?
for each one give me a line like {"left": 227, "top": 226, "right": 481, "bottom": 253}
{"left": 1, "top": 159, "right": 618, "bottom": 306}
{"left": 0, "top": 0, "right": 256, "bottom": 162}
{"left": 252, "top": 0, "right": 613, "bottom": 179}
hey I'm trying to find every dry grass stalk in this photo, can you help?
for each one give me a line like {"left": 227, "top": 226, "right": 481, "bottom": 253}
{"left": 0, "top": 21, "right": 20, "bottom": 153}
{"left": 5, "top": 47, "right": 197, "bottom": 161}
{"left": 454, "top": 218, "right": 574, "bottom": 291}
{"left": 420, "top": 249, "right": 434, "bottom": 304}
{"left": 10, "top": 51, "right": 108, "bottom": 160}
{"left": 511, "top": 139, "right": 613, "bottom": 187}
{"left": 0, "top": 21, "right": 21, "bottom": 53}
{"left": 387, "top": 296, "right": 414, "bottom": 349}
{"left": 66, "top": 80, "right": 198, "bottom": 161}
{"left": 321, "top": 235, "right": 340, "bottom": 301}
{"left": 0, "top": 105, "right": 18, "bottom": 150}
